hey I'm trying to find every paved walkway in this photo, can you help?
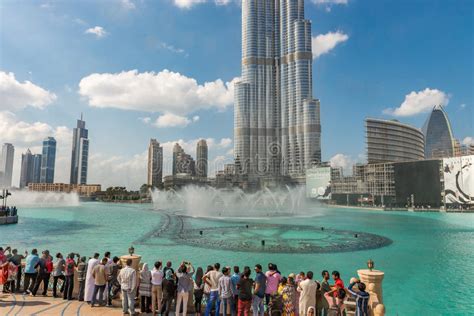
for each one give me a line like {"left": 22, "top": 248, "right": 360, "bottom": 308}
{"left": 0, "top": 293, "right": 146, "bottom": 316}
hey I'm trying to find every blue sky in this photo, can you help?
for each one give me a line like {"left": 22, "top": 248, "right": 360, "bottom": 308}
{"left": 0, "top": 0, "right": 472, "bottom": 189}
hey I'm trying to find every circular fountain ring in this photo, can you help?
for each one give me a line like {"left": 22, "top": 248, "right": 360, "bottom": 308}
{"left": 175, "top": 221, "right": 392, "bottom": 254}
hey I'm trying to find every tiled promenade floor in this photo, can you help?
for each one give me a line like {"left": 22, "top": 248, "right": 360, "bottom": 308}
{"left": 0, "top": 293, "right": 150, "bottom": 316}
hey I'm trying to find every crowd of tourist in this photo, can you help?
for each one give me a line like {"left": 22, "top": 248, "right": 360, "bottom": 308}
{"left": 0, "top": 205, "right": 17, "bottom": 217}
{"left": 0, "top": 246, "right": 370, "bottom": 316}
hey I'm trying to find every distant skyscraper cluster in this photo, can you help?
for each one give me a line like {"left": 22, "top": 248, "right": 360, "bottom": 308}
{"left": 70, "top": 115, "right": 89, "bottom": 185}
{"left": 17, "top": 138, "right": 57, "bottom": 189}
{"left": 146, "top": 139, "right": 208, "bottom": 189}
{"left": 0, "top": 115, "right": 90, "bottom": 189}
{"left": 234, "top": 0, "right": 321, "bottom": 185}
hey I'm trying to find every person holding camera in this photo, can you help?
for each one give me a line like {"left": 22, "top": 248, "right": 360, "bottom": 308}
{"left": 347, "top": 279, "right": 369, "bottom": 316}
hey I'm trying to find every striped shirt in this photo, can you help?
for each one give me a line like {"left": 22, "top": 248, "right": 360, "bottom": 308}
{"left": 347, "top": 282, "right": 370, "bottom": 316}
{"left": 118, "top": 266, "right": 137, "bottom": 291}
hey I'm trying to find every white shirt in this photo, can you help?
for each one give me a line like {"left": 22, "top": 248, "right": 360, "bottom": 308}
{"left": 151, "top": 268, "right": 164, "bottom": 286}
{"left": 118, "top": 266, "right": 137, "bottom": 291}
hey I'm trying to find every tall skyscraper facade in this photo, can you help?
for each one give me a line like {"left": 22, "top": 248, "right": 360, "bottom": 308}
{"left": 234, "top": 0, "right": 321, "bottom": 184}
{"left": 423, "top": 105, "right": 455, "bottom": 159}
{"left": 20, "top": 149, "right": 34, "bottom": 188}
{"left": 196, "top": 139, "right": 208, "bottom": 178}
{"left": 0, "top": 143, "right": 15, "bottom": 188}
{"left": 172, "top": 143, "right": 196, "bottom": 176}
{"left": 40, "top": 137, "right": 56, "bottom": 183}
{"left": 147, "top": 139, "right": 163, "bottom": 188}
{"left": 32, "top": 154, "right": 42, "bottom": 183}
{"left": 366, "top": 118, "right": 425, "bottom": 164}
{"left": 70, "top": 116, "right": 89, "bottom": 185}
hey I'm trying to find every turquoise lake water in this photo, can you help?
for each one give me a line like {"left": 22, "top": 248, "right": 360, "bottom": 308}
{"left": 1, "top": 202, "right": 473, "bottom": 315}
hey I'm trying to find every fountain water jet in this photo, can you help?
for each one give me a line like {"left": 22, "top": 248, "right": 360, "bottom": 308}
{"left": 8, "top": 191, "right": 80, "bottom": 207}
{"left": 150, "top": 185, "right": 311, "bottom": 218}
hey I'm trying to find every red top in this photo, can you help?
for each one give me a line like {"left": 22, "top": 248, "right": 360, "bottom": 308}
{"left": 334, "top": 278, "right": 345, "bottom": 297}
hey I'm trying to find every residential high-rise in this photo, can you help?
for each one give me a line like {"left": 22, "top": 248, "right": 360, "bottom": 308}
{"left": 234, "top": 0, "right": 321, "bottom": 185}
{"left": 32, "top": 154, "right": 42, "bottom": 183}
{"left": 40, "top": 137, "right": 56, "bottom": 183}
{"left": 0, "top": 143, "right": 15, "bottom": 188}
{"left": 366, "top": 118, "right": 425, "bottom": 163}
{"left": 423, "top": 105, "right": 455, "bottom": 159}
{"left": 196, "top": 139, "right": 208, "bottom": 178}
{"left": 172, "top": 143, "right": 195, "bottom": 176}
{"left": 20, "top": 149, "right": 34, "bottom": 188}
{"left": 70, "top": 115, "right": 89, "bottom": 185}
{"left": 147, "top": 139, "right": 163, "bottom": 188}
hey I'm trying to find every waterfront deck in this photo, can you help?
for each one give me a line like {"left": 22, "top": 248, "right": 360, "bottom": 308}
{"left": 0, "top": 293, "right": 133, "bottom": 316}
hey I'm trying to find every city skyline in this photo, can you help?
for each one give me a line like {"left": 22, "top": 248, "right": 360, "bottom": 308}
{"left": 0, "top": 0, "right": 472, "bottom": 189}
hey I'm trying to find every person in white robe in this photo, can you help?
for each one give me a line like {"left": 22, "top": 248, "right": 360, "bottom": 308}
{"left": 84, "top": 253, "right": 100, "bottom": 302}
{"left": 298, "top": 271, "right": 318, "bottom": 315}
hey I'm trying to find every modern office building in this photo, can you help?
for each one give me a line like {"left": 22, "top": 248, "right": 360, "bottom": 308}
{"left": 32, "top": 154, "right": 42, "bottom": 183}
{"left": 40, "top": 137, "right": 56, "bottom": 183}
{"left": 366, "top": 118, "right": 425, "bottom": 163}
{"left": 19, "top": 149, "right": 34, "bottom": 189}
{"left": 70, "top": 115, "right": 89, "bottom": 185}
{"left": 423, "top": 105, "right": 455, "bottom": 159}
{"left": 0, "top": 143, "right": 15, "bottom": 188}
{"left": 172, "top": 143, "right": 196, "bottom": 176}
{"left": 234, "top": 0, "right": 321, "bottom": 186}
{"left": 196, "top": 139, "right": 208, "bottom": 178}
{"left": 147, "top": 139, "right": 163, "bottom": 188}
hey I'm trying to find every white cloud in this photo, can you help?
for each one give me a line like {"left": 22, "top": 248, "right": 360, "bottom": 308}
{"left": 330, "top": 153, "right": 354, "bottom": 175}
{"left": 383, "top": 88, "right": 449, "bottom": 117}
{"left": 172, "top": 0, "right": 233, "bottom": 9}
{"left": 173, "top": 0, "right": 206, "bottom": 9}
{"left": 0, "top": 71, "right": 57, "bottom": 111}
{"left": 462, "top": 137, "right": 474, "bottom": 146}
{"left": 159, "top": 41, "right": 187, "bottom": 55}
{"left": 312, "top": 31, "right": 349, "bottom": 59}
{"left": 154, "top": 113, "right": 194, "bottom": 128}
{"left": 88, "top": 152, "right": 147, "bottom": 190}
{"left": 219, "top": 138, "right": 232, "bottom": 148}
{"left": 215, "top": 0, "right": 232, "bottom": 5}
{"left": 79, "top": 69, "right": 238, "bottom": 115}
{"left": 139, "top": 117, "right": 151, "bottom": 124}
{"left": 121, "top": 0, "right": 136, "bottom": 10}
{"left": 85, "top": 26, "right": 108, "bottom": 38}
{"left": 460, "top": 103, "right": 466, "bottom": 109}
{"left": 312, "top": 0, "right": 348, "bottom": 4}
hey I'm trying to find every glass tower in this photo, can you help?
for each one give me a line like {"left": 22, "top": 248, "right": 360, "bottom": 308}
{"left": 234, "top": 0, "right": 321, "bottom": 183}
{"left": 423, "top": 105, "right": 455, "bottom": 159}
{"left": 40, "top": 137, "right": 56, "bottom": 183}
{"left": 20, "top": 149, "right": 34, "bottom": 188}
{"left": 70, "top": 115, "right": 89, "bottom": 185}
